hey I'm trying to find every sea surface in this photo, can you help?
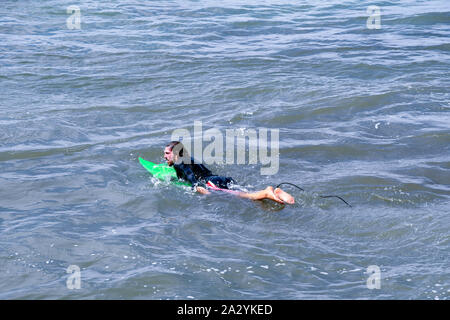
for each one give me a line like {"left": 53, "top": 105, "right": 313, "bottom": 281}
{"left": 0, "top": 0, "right": 449, "bottom": 299}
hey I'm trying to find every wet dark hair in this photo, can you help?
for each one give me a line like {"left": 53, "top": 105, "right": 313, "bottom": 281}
{"left": 166, "top": 141, "right": 189, "bottom": 160}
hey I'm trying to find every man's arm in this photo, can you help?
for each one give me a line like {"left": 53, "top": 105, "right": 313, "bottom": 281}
{"left": 174, "top": 163, "right": 209, "bottom": 194}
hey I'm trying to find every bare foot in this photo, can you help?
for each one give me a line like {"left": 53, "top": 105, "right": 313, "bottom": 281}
{"left": 265, "top": 186, "right": 285, "bottom": 204}
{"left": 274, "top": 188, "right": 295, "bottom": 204}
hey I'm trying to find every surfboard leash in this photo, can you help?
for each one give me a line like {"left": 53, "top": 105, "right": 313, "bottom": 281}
{"left": 274, "top": 182, "right": 352, "bottom": 208}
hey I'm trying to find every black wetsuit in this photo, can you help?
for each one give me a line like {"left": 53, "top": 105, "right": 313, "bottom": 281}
{"left": 173, "top": 157, "right": 235, "bottom": 190}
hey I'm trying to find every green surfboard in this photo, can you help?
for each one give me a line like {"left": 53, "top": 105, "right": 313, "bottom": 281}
{"left": 139, "top": 157, "right": 191, "bottom": 187}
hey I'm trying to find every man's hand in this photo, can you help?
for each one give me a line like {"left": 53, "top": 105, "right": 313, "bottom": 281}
{"left": 196, "top": 186, "right": 210, "bottom": 195}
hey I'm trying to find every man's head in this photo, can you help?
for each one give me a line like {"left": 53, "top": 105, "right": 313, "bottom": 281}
{"left": 164, "top": 141, "right": 188, "bottom": 166}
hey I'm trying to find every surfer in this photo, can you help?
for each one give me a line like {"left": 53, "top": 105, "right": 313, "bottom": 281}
{"left": 164, "top": 141, "right": 295, "bottom": 204}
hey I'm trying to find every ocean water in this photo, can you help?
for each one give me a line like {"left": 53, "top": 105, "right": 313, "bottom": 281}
{"left": 0, "top": 0, "right": 449, "bottom": 299}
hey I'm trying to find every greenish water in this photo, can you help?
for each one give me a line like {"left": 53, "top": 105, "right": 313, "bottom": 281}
{"left": 0, "top": 0, "right": 449, "bottom": 299}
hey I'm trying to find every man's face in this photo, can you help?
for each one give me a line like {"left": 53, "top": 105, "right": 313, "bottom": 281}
{"left": 164, "top": 146, "right": 174, "bottom": 165}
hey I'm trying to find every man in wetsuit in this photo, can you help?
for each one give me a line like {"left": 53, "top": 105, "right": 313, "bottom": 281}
{"left": 164, "top": 141, "right": 295, "bottom": 204}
